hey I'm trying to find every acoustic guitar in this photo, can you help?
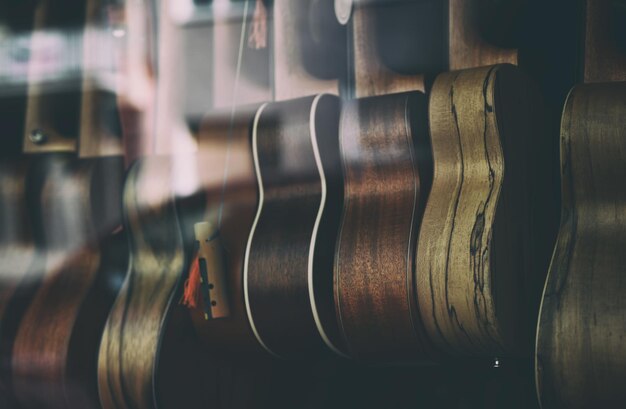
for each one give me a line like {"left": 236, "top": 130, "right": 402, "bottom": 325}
{"left": 98, "top": 127, "right": 275, "bottom": 409}
{"left": 535, "top": 1, "right": 626, "bottom": 407}
{"left": 416, "top": 64, "right": 551, "bottom": 357}
{"left": 332, "top": 0, "right": 443, "bottom": 362}
{"left": 180, "top": 0, "right": 347, "bottom": 361}
{"left": 98, "top": 153, "right": 226, "bottom": 409}
{"left": 98, "top": 1, "right": 273, "bottom": 407}
{"left": 413, "top": 0, "right": 558, "bottom": 359}
{"left": 535, "top": 80, "right": 626, "bottom": 409}
{"left": 335, "top": 91, "right": 436, "bottom": 363}
{"left": 243, "top": 94, "right": 343, "bottom": 359}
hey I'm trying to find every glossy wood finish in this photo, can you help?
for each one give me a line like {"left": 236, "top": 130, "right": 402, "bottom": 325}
{"left": 11, "top": 156, "right": 124, "bottom": 409}
{"left": 417, "top": 64, "right": 552, "bottom": 357}
{"left": 535, "top": 83, "right": 626, "bottom": 409}
{"left": 98, "top": 156, "right": 185, "bottom": 409}
{"left": 335, "top": 91, "right": 436, "bottom": 363}
{"left": 244, "top": 94, "right": 344, "bottom": 358}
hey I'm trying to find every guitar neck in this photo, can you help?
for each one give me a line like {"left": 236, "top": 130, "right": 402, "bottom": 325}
{"left": 448, "top": 0, "right": 519, "bottom": 70}
{"left": 582, "top": 0, "right": 626, "bottom": 82}
{"left": 350, "top": 0, "right": 445, "bottom": 97}
{"left": 272, "top": 0, "right": 345, "bottom": 100}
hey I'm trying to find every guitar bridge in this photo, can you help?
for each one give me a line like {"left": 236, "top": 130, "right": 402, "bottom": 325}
{"left": 194, "top": 221, "right": 230, "bottom": 320}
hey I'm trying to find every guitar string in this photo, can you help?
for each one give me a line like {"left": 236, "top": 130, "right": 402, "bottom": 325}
{"left": 215, "top": 0, "right": 252, "bottom": 232}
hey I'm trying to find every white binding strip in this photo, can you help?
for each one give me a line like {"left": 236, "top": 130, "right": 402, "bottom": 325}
{"left": 308, "top": 94, "right": 349, "bottom": 358}
{"left": 243, "top": 102, "right": 279, "bottom": 358}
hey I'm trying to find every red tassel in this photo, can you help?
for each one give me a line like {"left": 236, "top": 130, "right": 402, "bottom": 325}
{"left": 181, "top": 253, "right": 201, "bottom": 308}
{"left": 248, "top": 0, "right": 267, "bottom": 49}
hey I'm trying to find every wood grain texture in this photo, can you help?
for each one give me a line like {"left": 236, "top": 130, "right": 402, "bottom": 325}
{"left": 417, "top": 64, "right": 553, "bottom": 357}
{"left": 334, "top": 91, "right": 436, "bottom": 363}
{"left": 98, "top": 156, "right": 185, "bottom": 409}
{"left": 583, "top": 0, "right": 626, "bottom": 83}
{"left": 11, "top": 156, "right": 124, "bottom": 409}
{"left": 449, "top": 0, "right": 518, "bottom": 70}
{"left": 535, "top": 82, "right": 626, "bottom": 409}
{"left": 351, "top": 3, "right": 424, "bottom": 98}
{"left": 245, "top": 94, "right": 345, "bottom": 358}
{"left": 272, "top": 0, "right": 345, "bottom": 100}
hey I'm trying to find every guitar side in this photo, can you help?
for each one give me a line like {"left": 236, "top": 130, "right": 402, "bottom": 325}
{"left": 334, "top": 91, "right": 436, "bottom": 363}
{"left": 244, "top": 94, "right": 344, "bottom": 358}
{"left": 98, "top": 157, "right": 185, "bottom": 409}
{"left": 535, "top": 82, "right": 626, "bottom": 409}
{"left": 417, "top": 64, "right": 553, "bottom": 357}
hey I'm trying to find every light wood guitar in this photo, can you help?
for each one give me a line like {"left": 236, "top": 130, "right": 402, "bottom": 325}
{"left": 98, "top": 155, "right": 214, "bottom": 409}
{"left": 416, "top": 64, "right": 551, "bottom": 357}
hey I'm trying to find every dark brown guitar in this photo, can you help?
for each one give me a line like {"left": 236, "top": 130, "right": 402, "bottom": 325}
{"left": 244, "top": 94, "right": 344, "bottom": 358}
{"left": 335, "top": 91, "right": 436, "bottom": 363}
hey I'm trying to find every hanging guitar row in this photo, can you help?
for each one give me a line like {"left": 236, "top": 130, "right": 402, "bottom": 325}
{"left": 0, "top": 0, "right": 624, "bottom": 408}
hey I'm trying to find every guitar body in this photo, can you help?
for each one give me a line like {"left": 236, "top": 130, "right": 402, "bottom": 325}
{"left": 417, "top": 64, "right": 552, "bottom": 357}
{"left": 334, "top": 91, "right": 435, "bottom": 363}
{"left": 10, "top": 156, "right": 124, "bottom": 409}
{"left": 244, "top": 94, "right": 344, "bottom": 358}
{"left": 98, "top": 156, "right": 184, "bottom": 409}
{"left": 535, "top": 82, "right": 626, "bottom": 409}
